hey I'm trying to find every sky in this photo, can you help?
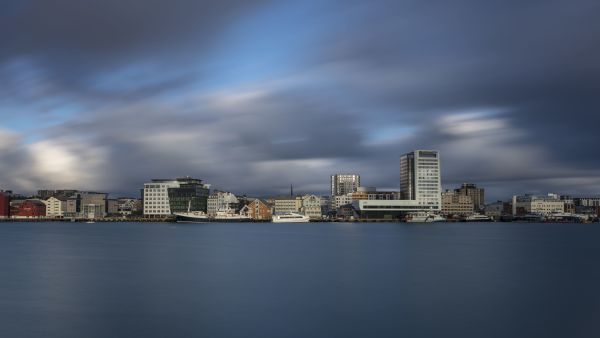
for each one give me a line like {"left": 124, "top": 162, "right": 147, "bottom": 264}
{"left": 0, "top": 0, "right": 599, "bottom": 200}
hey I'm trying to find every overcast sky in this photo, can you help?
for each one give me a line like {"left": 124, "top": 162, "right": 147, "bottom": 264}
{"left": 1, "top": 0, "right": 599, "bottom": 200}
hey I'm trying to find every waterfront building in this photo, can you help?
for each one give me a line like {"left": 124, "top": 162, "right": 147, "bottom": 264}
{"left": 352, "top": 187, "right": 398, "bottom": 201}
{"left": 353, "top": 199, "right": 435, "bottom": 220}
{"left": 63, "top": 192, "right": 109, "bottom": 218}
{"left": 243, "top": 199, "right": 273, "bottom": 221}
{"left": 332, "top": 193, "right": 353, "bottom": 210}
{"left": 353, "top": 150, "right": 442, "bottom": 219}
{"left": 107, "top": 199, "right": 119, "bottom": 216}
{"left": 559, "top": 195, "right": 576, "bottom": 214}
{"left": 301, "top": 195, "right": 322, "bottom": 219}
{"left": 441, "top": 190, "right": 474, "bottom": 216}
{"left": 351, "top": 187, "right": 376, "bottom": 201}
{"left": 574, "top": 197, "right": 600, "bottom": 207}
{"left": 117, "top": 198, "right": 142, "bottom": 215}
{"left": 43, "top": 196, "right": 67, "bottom": 218}
{"left": 484, "top": 201, "right": 512, "bottom": 219}
{"left": 330, "top": 174, "right": 360, "bottom": 196}
{"left": 0, "top": 192, "right": 9, "bottom": 218}
{"left": 337, "top": 204, "right": 356, "bottom": 219}
{"left": 455, "top": 183, "right": 485, "bottom": 211}
{"left": 320, "top": 196, "right": 332, "bottom": 216}
{"left": 82, "top": 203, "right": 105, "bottom": 219}
{"left": 269, "top": 196, "right": 303, "bottom": 214}
{"left": 512, "top": 194, "right": 565, "bottom": 216}
{"left": 207, "top": 191, "right": 239, "bottom": 216}
{"left": 143, "top": 177, "right": 210, "bottom": 217}
{"left": 12, "top": 200, "right": 46, "bottom": 219}
{"left": 400, "top": 150, "right": 442, "bottom": 210}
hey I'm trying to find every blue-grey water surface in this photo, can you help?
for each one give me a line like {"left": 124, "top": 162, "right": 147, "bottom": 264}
{"left": 0, "top": 222, "right": 599, "bottom": 338}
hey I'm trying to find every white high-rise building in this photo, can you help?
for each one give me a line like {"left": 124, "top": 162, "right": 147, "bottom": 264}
{"left": 330, "top": 174, "right": 360, "bottom": 196}
{"left": 400, "top": 150, "right": 442, "bottom": 211}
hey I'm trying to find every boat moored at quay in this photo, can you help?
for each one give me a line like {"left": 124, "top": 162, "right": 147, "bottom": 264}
{"left": 272, "top": 213, "right": 311, "bottom": 223}
{"left": 405, "top": 213, "right": 447, "bottom": 223}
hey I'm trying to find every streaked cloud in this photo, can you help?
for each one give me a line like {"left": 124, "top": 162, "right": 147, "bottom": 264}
{"left": 0, "top": 0, "right": 599, "bottom": 200}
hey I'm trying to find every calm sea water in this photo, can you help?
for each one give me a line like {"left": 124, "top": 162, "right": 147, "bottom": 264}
{"left": 0, "top": 222, "right": 599, "bottom": 338}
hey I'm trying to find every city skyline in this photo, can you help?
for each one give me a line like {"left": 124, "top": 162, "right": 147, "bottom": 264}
{"left": 1, "top": 1, "right": 599, "bottom": 201}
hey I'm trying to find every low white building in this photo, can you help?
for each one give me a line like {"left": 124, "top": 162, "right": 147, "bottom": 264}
{"left": 43, "top": 196, "right": 67, "bottom": 218}
{"left": 118, "top": 198, "right": 141, "bottom": 215}
{"left": 301, "top": 195, "right": 322, "bottom": 219}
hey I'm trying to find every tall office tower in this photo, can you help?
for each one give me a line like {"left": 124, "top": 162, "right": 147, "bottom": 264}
{"left": 330, "top": 174, "right": 361, "bottom": 196}
{"left": 455, "top": 183, "right": 485, "bottom": 211}
{"left": 400, "top": 150, "right": 442, "bottom": 210}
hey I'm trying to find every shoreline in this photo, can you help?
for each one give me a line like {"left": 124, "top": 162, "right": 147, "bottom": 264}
{"left": 0, "top": 218, "right": 597, "bottom": 224}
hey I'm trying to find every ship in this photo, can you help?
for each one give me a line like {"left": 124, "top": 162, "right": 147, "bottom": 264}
{"left": 464, "top": 214, "right": 493, "bottom": 222}
{"left": 406, "top": 213, "right": 446, "bottom": 223}
{"left": 212, "top": 209, "right": 252, "bottom": 222}
{"left": 174, "top": 210, "right": 210, "bottom": 223}
{"left": 174, "top": 200, "right": 210, "bottom": 223}
{"left": 272, "top": 212, "right": 311, "bottom": 223}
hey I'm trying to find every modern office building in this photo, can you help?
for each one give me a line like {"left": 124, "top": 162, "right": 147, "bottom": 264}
{"left": 330, "top": 174, "right": 361, "bottom": 196}
{"left": 143, "top": 177, "right": 210, "bottom": 217}
{"left": 353, "top": 150, "right": 442, "bottom": 219}
{"left": 455, "top": 183, "right": 485, "bottom": 211}
{"left": 400, "top": 150, "right": 441, "bottom": 210}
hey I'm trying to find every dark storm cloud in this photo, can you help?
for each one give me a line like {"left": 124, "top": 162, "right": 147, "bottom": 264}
{"left": 0, "top": 0, "right": 599, "bottom": 199}
{"left": 0, "top": 0, "right": 268, "bottom": 95}
{"left": 310, "top": 0, "right": 600, "bottom": 197}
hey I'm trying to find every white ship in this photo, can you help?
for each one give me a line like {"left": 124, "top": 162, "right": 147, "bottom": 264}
{"left": 213, "top": 209, "right": 252, "bottom": 222}
{"left": 272, "top": 213, "right": 311, "bottom": 223}
{"left": 464, "top": 214, "right": 493, "bottom": 222}
{"left": 406, "top": 213, "right": 446, "bottom": 223}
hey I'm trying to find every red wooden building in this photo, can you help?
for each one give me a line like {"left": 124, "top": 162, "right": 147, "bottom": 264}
{"left": 12, "top": 200, "right": 46, "bottom": 218}
{"left": 0, "top": 192, "right": 9, "bottom": 218}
